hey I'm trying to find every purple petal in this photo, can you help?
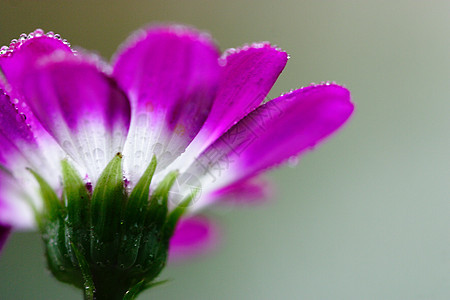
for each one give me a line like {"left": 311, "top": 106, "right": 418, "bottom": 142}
{"left": 0, "top": 30, "right": 72, "bottom": 95}
{"left": 112, "top": 25, "right": 220, "bottom": 182}
{"left": 188, "top": 84, "right": 354, "bottom": 209}
{"left": 0, "top": 89, "right": 63, "bottom": 211}
{"left": 208, "top": 176, "right": 274, "bottom": 205}
{"left": 169, "top": 216, "right": 220, "bottom": 262}
{"left": 195, "top": 44, "right": 288, "bottom": 149}
{"left": 0, "top": 223, "right": 11, "bottom": 253}
{"left": 0, "top": 89, "right": 38, "bottom": 167}
{"left": 22, "top": 53, "right": 131, "bottom": 181}
{"left": 0, "top": 30, "right": 73, "bottom": 137}
{"left": 167, "top": 43, "right": 288, "bottom": 173}
{"left": 0, "top": 166, "right": 36, "bottom": 229}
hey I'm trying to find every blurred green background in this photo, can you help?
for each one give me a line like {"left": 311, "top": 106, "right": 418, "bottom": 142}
{"left": 0, "top": 1, "right": 449, "bottom": 299}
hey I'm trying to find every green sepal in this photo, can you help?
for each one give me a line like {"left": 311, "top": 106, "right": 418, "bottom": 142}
{"left": 133, "top": 171, "right": 178, "bottom": 272}
{"left": 43, "top": 218, "right": 82, "bottom": 287}
{"left": 61, "top": 159, "right": 91, "bottom": 262}
{"left": 162, "top": 190, "right": 197, "bottom": 241}
{"left": 28, "top": 168, "right": 64, "bottom": 226}
{"left": 123, "top": 279, "right": 169, "bottom": 300}
{"left": 33, "top": 153, "right": 193, "bottom": 299}
{"left": 118, "top": 156, "right": 157, "bottom": 269}
{"left": 90, "top": 153, "right": 126, "bottom": 266}
{"left": 29, "top": 168, "right": 82, "bottom": 287}
{"left": 146, "top": 170, "right": 178, "bottom": 228}
{"left": 70, "top": 242, "right": 95, "bottom": 300}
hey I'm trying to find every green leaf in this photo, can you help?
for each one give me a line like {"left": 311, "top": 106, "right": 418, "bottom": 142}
{"left": 90, "top": 153, "right": 125, "bottom": 265}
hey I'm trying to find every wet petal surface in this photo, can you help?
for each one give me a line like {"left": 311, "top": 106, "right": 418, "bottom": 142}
{"left": 170, "top": 44, "right": 288, "bottom": 172}
{"left": 22, "top": 53, "right": 131, "bottom": 182}
{"left": 187, "top": 84, "right": 354, "bottom": 209}
{"left": 113, "top": 25, "right": 220, "bottom": 184}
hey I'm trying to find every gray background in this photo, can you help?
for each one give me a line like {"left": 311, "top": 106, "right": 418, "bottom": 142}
{"left": 0, "top": 1, "right": 449, "bottom": 299}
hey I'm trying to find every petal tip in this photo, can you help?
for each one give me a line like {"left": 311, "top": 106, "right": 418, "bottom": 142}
{"left": 168, "top": 216, "right": 221, "bottom": 262}
{"left": 112, "top": 23, "right": 220, "bottom": 66}
{"left": 0, "top": 29, "right": 73, "bottom": 58}
{"left": 220, "top": 42, "right": 288, "bottom": 65}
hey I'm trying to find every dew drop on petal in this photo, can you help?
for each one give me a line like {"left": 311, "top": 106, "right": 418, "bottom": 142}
{"left": 134, "top": 150, "right": 144, "bottom": 159}
{"left": 136, "top": 113, "right": 148, "bottom": 126}
{"left": 62, "top": 140, "right": 74, "bottom": 152}
{"left": 83, "top": 152, "right": 91, "bottom": 161}
{"left": 18, "top": 33, "right": 27, "bottom": 41}
{"left": 93, "top": 148, "right": 105, "bottom": 160}
{"left": 288, "top": 156, "right": 300, "bottom": 167}
{"left": 34, "top": 29, "right": 44, "bottom": 37}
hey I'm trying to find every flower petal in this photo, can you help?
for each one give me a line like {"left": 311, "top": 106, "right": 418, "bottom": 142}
{"left": 0, "top": 89, "right": 62, "bottom": 219}
{"left": 0, "top": 89, "right": 38, "bottom": 167}
{"left": 0, "top": 166, "right": 36, "bottom": 229}
{"left": 0, "top": 30, "right": 73, "bottom": 138}
{"left": 188, "top": 84, "right": 354, "bottom": 209}
{"left": 208, "top": 176, "right": 274, "bottom": 205}
{"left": 0, "top": 223, "right": 11, "bottom": 253}
{"left": 112, "top": 25, "right": 220, "bottom": 183}
{"left": 169, "top": 216, "right": 220, "bottom": 262}
{"left": 22, "top": 53, "right": 131, "bottom": 182}
{"left": 166, "top": 44, "right": 288, "bottom": 174}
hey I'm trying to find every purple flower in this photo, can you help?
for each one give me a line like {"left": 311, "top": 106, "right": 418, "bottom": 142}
{"left": 0, "top": 25, "right": 353, "bottom": 263}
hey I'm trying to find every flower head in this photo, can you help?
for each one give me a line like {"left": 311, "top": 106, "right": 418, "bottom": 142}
{"left": 0, "top": 25, "right": 353, "bottom": 298}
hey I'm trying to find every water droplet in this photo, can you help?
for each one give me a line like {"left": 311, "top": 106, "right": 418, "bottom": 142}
{"left": 288, "top": 156, "right": 300, "bottom": 167}
{"left": 93, "top": 148, "right": 105, "bottom": 160}
{"left": 136, "top": 113, "right": 148, "bottom": 126}
{"left": 18, "top": 33, "right": 27, "bottom": 41}
{"left": 134, "top": 150, "right": 144, "bottom": 159}
{"left": 152, "top": 143, "right": 163, "bottom": 155}
{"left": 62, "top": 140, "right": 73, "bottom": 150}
{"left": 34, "top": 29, "right": 44, "bottom": 37}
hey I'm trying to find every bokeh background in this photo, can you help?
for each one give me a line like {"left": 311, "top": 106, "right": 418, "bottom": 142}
{"left": 0, "top": 1, "right": 449, "bottom": 299}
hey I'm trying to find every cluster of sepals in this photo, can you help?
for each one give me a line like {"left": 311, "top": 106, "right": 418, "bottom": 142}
{"left": 30, "top": 153, "right": 194, "bottom": 300}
